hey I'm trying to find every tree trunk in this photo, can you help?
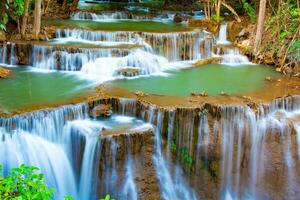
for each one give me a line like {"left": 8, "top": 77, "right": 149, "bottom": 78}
{"left": 253, "top": 0, "right": 267, "bottom": 54}
{"left": 216, "top": 0, "right": 222, "bottom": 22}
{"left": 33, "top": 0, "right": 42, "bottom": 39}
{"left": 21, "top": 0, "right": 31, "bottom": 37}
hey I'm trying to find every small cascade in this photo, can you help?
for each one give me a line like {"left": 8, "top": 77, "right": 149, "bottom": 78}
{"left": 217, "top": 23, "right": 230, "bottom": 45}
{"left": 0, "top": 42, "right": 17, "bottom": 66}
{"left": 72, "top": 11, "right": 131, "bottom": 21}
{"left": 56, "top": 29, "right": 213, "bottom": 61}
{"left": 219, "top": 48, "right": 251, "bottom": 65}
{"left": 0, "top": 104, "right": 89, "bottom": 199}
{"left": 80, "top": 49, "right": 169, "bottom": 78}
{"left": 32, "top": 45, "right": 129, "bottom": 70}
{"left": 214, "top": 23, "right": 251, "bottom": 65}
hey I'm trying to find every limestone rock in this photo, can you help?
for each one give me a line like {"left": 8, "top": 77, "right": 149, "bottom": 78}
{"left": 0, "top": 67, "right": 11, "bottom": 79}
{"left": 200, "top": 91, "right": 208, "bottom": 97}
{"left": 117, "top": 68, "right": 141, "bottom": 77}
{"left": 193, "top": 57, "right": 223, "bottom": 67}
{"left": 89, "top": 104, "right": 112, "bottom": 118}
{"left": 265, "top": 76, "right": 272, "bottom": 81}
{"left": 188, "top": 19, "right": 219, "bottom": 34}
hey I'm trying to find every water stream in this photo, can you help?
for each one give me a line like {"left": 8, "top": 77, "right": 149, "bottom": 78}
{"left": 1, "top": 5, "right": 299, "bottom": 200}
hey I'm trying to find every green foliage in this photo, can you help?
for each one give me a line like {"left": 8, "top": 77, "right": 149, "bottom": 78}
{"left": 0, "top": 164, "right": 54, "bottom": 200}
{"left": 100, "top": 194, "right": 115, "bottom": 200}
{"left": 171, "top": 141, "right": 177, "bottom": 153}
{"left": 242, "top": 0, "right": 256, "bottom": 23}
{"left": 265, "top": 2, "right": 300, "bottom": 60}
{"left": 169, "top": 141, "right": 193, "bottom": 170}
{"left": 179, "top": 148, "right": 193, "bottom": 169}
{"left": 211, "top": 14, "right": 224, "bottom": 22}
{"left": 289, "top": 40, "right": 300, "bottom": 60}
{"left": 13, "top": 0, "right": 25, "bottom": 17}
{"left": 64, "top": 195, "right": 74, "bottom": 200}
{"left": 0, "top": 14, "right": 8, "bottom": 31}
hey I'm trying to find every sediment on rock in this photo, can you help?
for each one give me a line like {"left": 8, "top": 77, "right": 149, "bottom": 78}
{"left": 0, "top": 67, "right": 11, "bottom": 78}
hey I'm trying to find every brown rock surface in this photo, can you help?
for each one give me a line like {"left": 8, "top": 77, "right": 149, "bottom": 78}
{"left": 117, "top": 68, "right": 141, "bottom": 77}
{"left": 0, "top": 67, "right": 11, "bottom": 78}
{"left": 90, "top": 104, "right": 112, "bottom": 118}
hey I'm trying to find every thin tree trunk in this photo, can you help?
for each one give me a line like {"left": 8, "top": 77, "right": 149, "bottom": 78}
{"left": 254, "top": 0, "right": 267, "bottom": 54}
{"left": 21, "top": 0, "right": 30, "bottom": 36}
{"left": 33, "top": 0, "right": 42, "bottom": 39}
{"left": 216, "top": 0, "right": 222, "bottom": 22}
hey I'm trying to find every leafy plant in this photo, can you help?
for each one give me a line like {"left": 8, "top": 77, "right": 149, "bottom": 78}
{"left": 13, "top": 0, "right": 25, "bottom": 17}
{"left": 0, "top": 164, "right": 54, "bottom": 200}
{"left": 170, "top": 140, "right": 177, "bottom": 153}
{"left": 242, "top": 0, "right": 256, "bottom": 23}
{"left": 179, "top": 148, "right": 193, "bottom": 169}
{"left": 0, "top": 14, "right": 8, "bottom": 31}
{"left": 100, "top": 194, "right": 115, "bottom": 200}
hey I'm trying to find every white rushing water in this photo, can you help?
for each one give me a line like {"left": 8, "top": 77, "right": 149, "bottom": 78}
{"left": 217, "top": 23, "right": 230, "bottom": 45}
{"left": 72, "top": 11, "right": 131, "bottom": 21}
{"left": 0, "top": 43, "right": 16, "bottom": 66}
{"left": 0, "top": 104, "right": 148, "bottom": 200}
{"left": 117, "top": 96, "right": 300, "bottom": 199}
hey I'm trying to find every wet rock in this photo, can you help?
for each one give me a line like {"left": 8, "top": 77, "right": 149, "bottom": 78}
{"left": 191, "top": 91, "right": 196, "bottom": 96}
{"left": 0, "top": 67, "right": 11, "bottom": 79}
{"left": 276, "top": 68, "right": 282, "bottom": 73}
{"left": 173, "top": 13, "right": 189, "bottom": 23}
{"left": 188, "top": 19, "right": 219, "bottom": 34}
{"left": 193, "top": 57, "right": 223, "bottom": 67}
{"left": 89, "top": 104, "right": 112, "bottom": 118}
{"left": 135, "top": 91, "right": 145, "bottom": 98}
{"left": 227, "top": 21, "right": 244, "bottom": 41}
{"left": 265, "top": 76, "right": 272, "bottom": 81}
{"left": 0, "top": 31, "right": 6, "bottom": 41}
{"left": 200, "top": 91, "right": 208, "bottom": 97}
{"left": 220, "top": 91, "right": 227, "bottom": 96}
{"left": 117, "top": 68, "right": 141, "bottom": 77}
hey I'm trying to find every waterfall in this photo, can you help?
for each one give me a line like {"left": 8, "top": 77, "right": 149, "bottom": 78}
{"left": 0, "top": 130, "right": 78, "bottom": 199}
{"left": 116, "top": 96, "right": 300, "bottom": 199}
{"left": 0, "top": 104, "right": 103, "bottom": 200}
{"left": 71, "top": 11, "right": 131, "bottom": 21}
{"left": 80, "top": 49, "right": 169, "bottom": 78}
{"left": 0, "top": 43, "right": 16, "bottom": 66}
{"left": 220, "top": 48, "right": 251, "bottom": 65}
{"left": 55, "top": 29, "right": 213, "bottom": 61}
{"left": 217, "top": 23, "right": 230, "bottom": 45}
{"left": 32, "top": 45, "right": 129, "bottom": 70}
{"left": 151, "top": 110, "right": 197, "bottom": 200}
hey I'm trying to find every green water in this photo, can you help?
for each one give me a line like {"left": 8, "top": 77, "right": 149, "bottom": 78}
{"left": 45, "top": 19, "right": 192, "bottom": 33}
{"left": 110, "top": 64, "right": 280, "bottom": 96}
{"left": 0, "top": 67, "right": 92, "bottom": 112}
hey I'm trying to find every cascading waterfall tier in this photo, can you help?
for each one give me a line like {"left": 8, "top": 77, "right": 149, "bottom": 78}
{"left": 0, "top": 102, "right": 157, "bottom": 200}
{"left": 104, "top": 95, "right": 300, "bottom": 199}
{"left": 71, "top": 11, "right": 176, "bottom": 21}
{"left": 55, "top": 29, "right": 214, "bottom": 61}
{"left": 71, "top": 11, "right": 131, "bottom": 21}
{"left": 32, "top": 45, "right": 130, "bottom": 71}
